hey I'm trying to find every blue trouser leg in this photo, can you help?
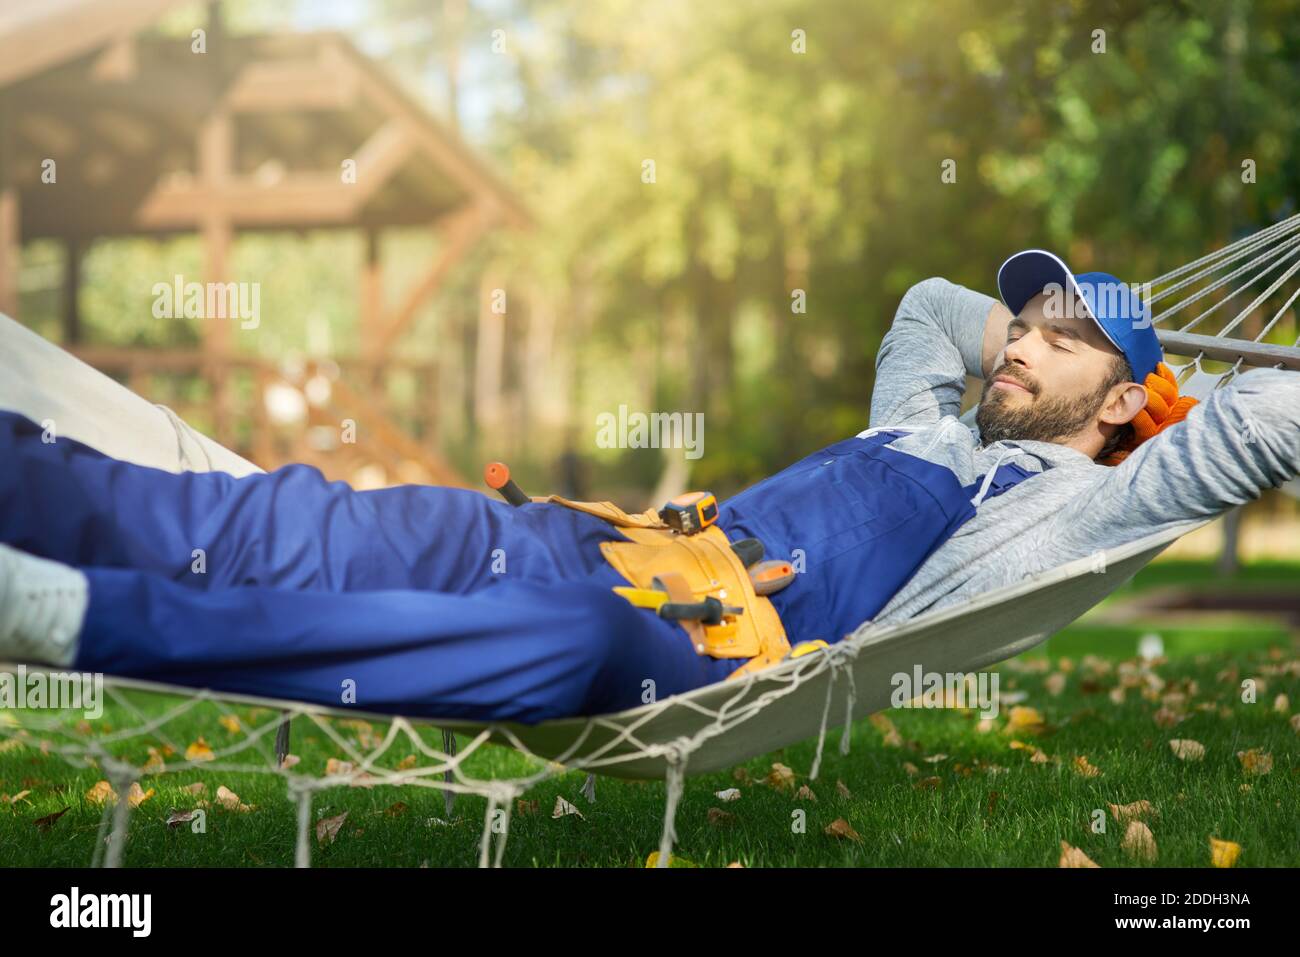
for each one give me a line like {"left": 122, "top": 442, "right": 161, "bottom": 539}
{"left": 76, "top": 566, "right": 745, "bottom": 723}
{"left": 0, "top": 409, "right": 621, "bottom": 593}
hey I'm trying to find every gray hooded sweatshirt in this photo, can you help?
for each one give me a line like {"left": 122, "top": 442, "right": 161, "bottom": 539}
{"left": 864, "top": 277, "right": 1300, "bottom": 627}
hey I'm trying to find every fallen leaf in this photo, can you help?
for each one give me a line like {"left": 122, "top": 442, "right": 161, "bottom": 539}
{"left": 185, "top": 738, "right": 216, "bottom": 762}
{"left": 1122, "top": 821, "right": 1158, "bottom": 862}
{"left": 215, "top": 785, "right": 252, "bottom": 812}
{"left": 1108, "top": 800, "right": 1157, "bottom": 824}
{"left": 869, "top": 713, "right": 903, "bottom": 747}
{"left": 1291, "top": 714, "right": 1300, "bottom": 735}
{"left": 166, "top": 809, "right": 198, "bottom": 829}
{"left": 279, "top": 754, "right": 301, "bottom": 770}
{"left": 325, "top": 758, "right": 355, "bottom": 777}
{"left": 1169, "top": 739, "right": 1205, "bottom": 761}
{"left": 1153, "top": 707, "right": 1184, "bottom": 729}
{"left": 551, "top": 795, "right": 585, "bottom": 820}
{"left": 1059, "top": 841, "right": 1100, "bottom": 868}
{"left": 1004, "top": 706, "right": 1046, "bottom": 734}
{"left": 218, "top": 715, "right": 242, "bottom": 735}
{"left": 396, "top": 754, "right": 418, "bottom": 771}
{"left": 85, "top": 780, "right": 116, "bottom": 805}
{"left": 914, "top": 776, "right": 943, "bottom": 790}
{"left": 644, "top": 852, "right": 697, "bottom": 867}
{"left": 127, "top": 783, "right": 155, "bottom": 808}
{"left": 794, "top": 784, "right": 817, "bottom": 802}
{"left": 141, "top": 748, "right": 166, "bottom": 774}
{"left": 707, "top": 807, "right": 734, "bottom": 826}
{"left": 824, "top": 818, "right": 862, "bottom": 842}
{"left": 1209, "top": 836, "right": 1241, "bottom": 868}
{"left": 726, "top": 861, "right": 745, "bottom": 868}
{"left": 1236, "top": 749, "right": 1273, "bottom": 776}
{"left": 1045, "top": 673, "right": 1067, "bottom": 696}
{"left": 181, "top": 782, "right": 207, "bottom": 796}
{"left": 516, "top": 799, "right": 539, "bottom": 816}
{"left": 316, "top": 811, "right": 348, "bottom": 846}
{"left": 902, "top": 762, "right": 920, "bottom": 777}
{"left": 1073, "top": 755, "right": 1102, "bottom": 778}
{"left": 835, "top": 780, "right": 852, "bottom": 799}
{"left": 383, "top": 802, "right": 408, "bottom": 818}
{"left": 714, "top": 788, "right": 741, "bottom": 802}
{"left": 923, "top": 753, "right": 948, "bottom": 764}
{"left": 766, "top": 762, "right": 796, "bottom": 792}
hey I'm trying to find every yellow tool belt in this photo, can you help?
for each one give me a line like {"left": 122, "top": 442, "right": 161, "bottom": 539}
{"left": 537, "top": 494, "right": 792, "bottom": 680}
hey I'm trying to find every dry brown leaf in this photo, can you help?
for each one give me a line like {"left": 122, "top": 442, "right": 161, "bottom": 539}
{"left": 714, "top": 788, "right": 741, "bottom": 802}
{"left": 1153, "top": 707, "right": 1184, "bottom": 729}
{"left": 85, "top": 780, "right": 116, "bottom": 805}
{"left": 835, "top": 780, "right": 852, "bottom": 799}
{"left": 165, "top": 809, "right": 197, "bottom": 829}
{"left": 315, "top": 811, "right": 348, "bottom": 846}
{"left": 1073, "top": 755, "right": 1102, "bottom": 778}
{"left": 1045, "top": 673, "right": 1067, "bottom": 697}
{"left": 383, "top": 802, "right": 408, "bottom": 818}
{"left": 127, "top": 783, "right": 155, "bottom": 808}
{"left": 218, "top": 715, "right": 242, "bottom": 735}
{"left": 869, "top": 713, "right": 903, "bottom": 747}
{"left": 766, "top": 762, "right": 796, "bottom": 791}
{"left": 902, "top": 761, "right": 920, "bottom": 777}
{"left": 1236, "top": 748, "right": 1273, "bottom": 776}
{"left": 1059, "top": 841, "right": 1100, "bottom": 868}
{"left": 795, "top": 784, "right": 817, "bottom": 802}
{"left": 914, "top": 776, "right": 943, "bottom": 790}
{"left": 1169, "top": 739, "right": 1205, "bottom": 761}
{"left": 324, "top": 758, "right": 355, "bottom": 777}
{"left": 726, "top": 861, "right": 745, "bottom": 868}
{"left": 1290, "top": 714, "right": 1300, "bottom": 735}
{"left": 1209, "top": 836, "right": 1241, "bottom": 868}
{"left": 1122, "top": 821, "right": 1158, "bottom": 862}
{"left": 141, "top": 748, "right": 166, "bottom": 774}
{"left": 181, "top": 782, "right": 207, "bottom": 796}
{"left": 824, "top": 817, "right": 862, "bottom": 842}
{"left": 215, "top": 785, "right": 252, "bottom": 812}
{"left": 515, "top": 798, "right": 539, "bottom": 816}
{"left": 707, "top": 807, "right": 734, "bottom": 826}
{"left": 396, "top": 754, "right": 418, "bottom": 771}
{"left": 1108, "top": 800, "right": 1157, "bottom": 824}
{"left": 279, "top": 754, "right": 301, "bottom": 770}
{"left": 923, "top": 753, "right": 948, "bottom": 764}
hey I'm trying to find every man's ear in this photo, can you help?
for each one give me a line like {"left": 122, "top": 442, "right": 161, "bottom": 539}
{"left": 1100, "top": 382, "right": 1148, "bottom": 426}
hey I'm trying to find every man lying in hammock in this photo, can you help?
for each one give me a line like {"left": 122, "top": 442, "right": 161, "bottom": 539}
{"left": 2, "top": 249, "right": 1298, "bottom": 724}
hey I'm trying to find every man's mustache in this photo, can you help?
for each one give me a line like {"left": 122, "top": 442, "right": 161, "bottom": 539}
{"left": 987, "top": 364, "right": 1040, "bottom": 396}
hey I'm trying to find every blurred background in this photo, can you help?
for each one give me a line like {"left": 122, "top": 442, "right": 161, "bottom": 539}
{"left": 0, "top": 0, "right": 1297, "bottom": 567}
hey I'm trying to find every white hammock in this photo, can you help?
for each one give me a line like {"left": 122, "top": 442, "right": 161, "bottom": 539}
{"left": 3, "top": 216, "right": 1299, "bottom": 867}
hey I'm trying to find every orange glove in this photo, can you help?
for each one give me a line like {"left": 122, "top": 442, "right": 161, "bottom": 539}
{"left": 1100, "top": 361, "right": 1198, "bottom": 465}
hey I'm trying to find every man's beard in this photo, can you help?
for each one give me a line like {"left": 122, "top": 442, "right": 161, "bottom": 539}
{"left": 975, "top": 364, "right": 1110, "bottom": 446}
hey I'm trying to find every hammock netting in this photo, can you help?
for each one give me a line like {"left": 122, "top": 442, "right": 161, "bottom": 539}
{"left": 2, "top": 215, "right": 1299, "bottom": 867}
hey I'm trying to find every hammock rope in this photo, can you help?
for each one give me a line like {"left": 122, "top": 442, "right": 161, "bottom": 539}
{"left": 3, "top": 216, "right": 1300, "bottom": 867}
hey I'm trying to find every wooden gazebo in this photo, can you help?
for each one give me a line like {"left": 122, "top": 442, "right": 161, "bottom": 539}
{"left": 0, "top": 0, "right": 532, "bottom": 484}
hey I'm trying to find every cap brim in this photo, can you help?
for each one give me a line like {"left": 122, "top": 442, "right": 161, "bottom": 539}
{"left": 995, "top": 249, "right": 1125, "bottom": 356}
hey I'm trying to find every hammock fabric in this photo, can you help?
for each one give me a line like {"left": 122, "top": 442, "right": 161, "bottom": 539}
{"left": 3, "top": 214, "right": 1300, "bottom": 868}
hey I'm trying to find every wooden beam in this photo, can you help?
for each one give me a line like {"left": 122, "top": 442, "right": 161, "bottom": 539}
{"left": 136, "top": 173, "right": 359, "bottom": 229}
{"left": 62, "top": 237, "right": 82, "bottom": 343}
{"left": 199, "top": 109, "right": 233, "bottom": 443}
{"left": 360, "top": 228, "right": 383, "bottom": 347}
{"left": 0, "top": 188, "right": 19, "bottom": 319}
{"left": 349, "top": 119, "right": 417, "bottom": 205}
{"left": 223, "top": 58, "right": 359, "bottom": 113}
{"left": 367, "top": 203, "right": 492, "bottom": 359}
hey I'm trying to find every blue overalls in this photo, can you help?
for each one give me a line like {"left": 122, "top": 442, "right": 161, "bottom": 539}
{"left": 0, "top": 412, "right": 1036, "bottom": 724}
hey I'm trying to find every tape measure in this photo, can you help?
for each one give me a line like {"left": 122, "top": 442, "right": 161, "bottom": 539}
{"left": 658, "top": 491, "right": 718, "bottom": 535}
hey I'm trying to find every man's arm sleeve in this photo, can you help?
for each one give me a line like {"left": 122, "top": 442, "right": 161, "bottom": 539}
{"left": 1032, "top": 367, "right": 1300, "bottom": 564}
{"left": 870, "top": 277, "right": 999, "bottom": 429}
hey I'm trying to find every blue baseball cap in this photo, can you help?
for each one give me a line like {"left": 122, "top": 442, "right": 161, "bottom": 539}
{"left": 996, "top": 249, "right": 1163, "bottom": 382}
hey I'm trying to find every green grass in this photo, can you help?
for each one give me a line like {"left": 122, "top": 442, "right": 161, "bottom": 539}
{"left": 2, "top": 558, "right": 1297, "bottom": 867}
